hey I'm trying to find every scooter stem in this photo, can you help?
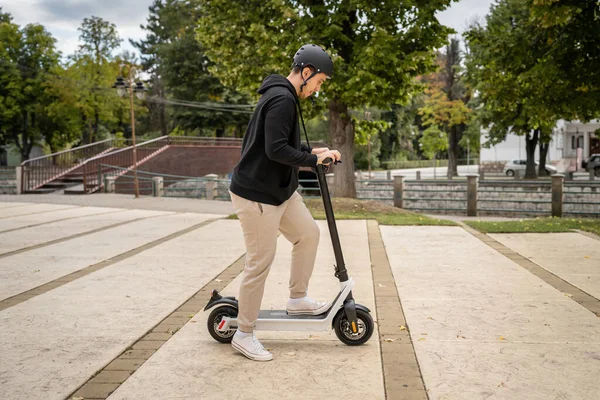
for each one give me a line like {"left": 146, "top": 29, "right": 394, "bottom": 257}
{"left": 315, "top": 163, "right": 348, "bottom": 282}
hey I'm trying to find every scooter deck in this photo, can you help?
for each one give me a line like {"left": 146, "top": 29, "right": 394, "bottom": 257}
{"left": 258, "top": 309, "right": 330, "bottom": 320}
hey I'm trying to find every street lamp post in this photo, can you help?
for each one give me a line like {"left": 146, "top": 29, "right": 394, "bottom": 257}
{"left": 112, "top": 68, "right": 147, "bottom": 198}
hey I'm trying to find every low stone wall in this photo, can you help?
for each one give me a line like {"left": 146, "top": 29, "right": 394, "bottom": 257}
{"left": 479, "top": 161, "right": 506, "bottom": 174}
{"left": 0, "top": 167, "right": 17, "bottom": 194}
{"left": 564, "top": 182, "right": 600, "bottom": 217}
{"left": 395, "top": 177, "right": 600, "bottom": 218}
{"left": 402, "top": 181, "right": 468, "bottom": 215}
{"left": 163, "top": 177, "right": 230, "bottom": 200}
{"left": 478, "top": 181, "right": 552, "bottom": 217}
{"left": 356, "top": 179, "right": 394, "bottom": 205}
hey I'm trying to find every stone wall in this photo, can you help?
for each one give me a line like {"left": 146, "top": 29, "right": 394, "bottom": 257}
{"left": 163, "top": 178, "right": 231, "bottom": 200}
{"left": 478, "top": 181, "right": 552, "bottom": 217}
{"left": 564, "top": 182, "right": 600, "bottom": 217}
{"left": 387, "top": 178, "right": 600, "bottom": 218}
{"left": 356, "top": 179, "right": 394, "bottom": 205}
{"left": 479, "top": 161, "right": 506, "bottom": 174}
{"left": 402, "top": 181, "right": 468, "bottom": 215}
{"left": 0, "top": 167, "right": 16, "bottom": 194}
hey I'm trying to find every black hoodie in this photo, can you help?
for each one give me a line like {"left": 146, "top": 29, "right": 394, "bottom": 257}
{"left": 229, "top": 75, "right": 318, "bottom": 205}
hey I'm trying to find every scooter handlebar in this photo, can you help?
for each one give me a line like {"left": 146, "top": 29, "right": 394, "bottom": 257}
{"left": 322, "top": 157, "right": 342, "bottom": 166}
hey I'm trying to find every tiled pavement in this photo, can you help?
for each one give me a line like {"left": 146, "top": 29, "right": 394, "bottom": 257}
{"left": 0, "top": 197, "right": 598, "bottom": 400}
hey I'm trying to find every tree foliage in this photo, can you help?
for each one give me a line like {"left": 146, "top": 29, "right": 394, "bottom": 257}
{"left": 420, "top": 125, "right": 448, "bottom": 160}
{"left": 132, "top": 0, "right": 251, "bottom": 137}
{"left": 196, "top": 0, "right": 456, "bottom": 196}
{"left": 465, "top": 0, "right": 555, "bottom": 178}
{"left": 0, "top": 15, "right": 78, "bottom": 160}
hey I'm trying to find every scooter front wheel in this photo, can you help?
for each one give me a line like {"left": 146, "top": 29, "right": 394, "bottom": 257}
{"left": 333, "top": 309, "right": 374, "bottom": 346}
{"left": 207, "top": 305, "right": 237, "bottom": 343}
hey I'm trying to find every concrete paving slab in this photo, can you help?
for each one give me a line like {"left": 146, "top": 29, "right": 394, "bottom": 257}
{"left": 401, "top": 297, "right": 599, "bottom": 343}
{"left": 381, "top": 226, "right": 600, "bottom": 400}
{"left": 0, "top": 212, "right": 210, "bottom": 300}
{"left": 0, "top": 209, "right": 170, "bottom": 254}
{"left": 489, "top": 232, "right": 600, "bottom": 300}
{"left": 0, "top": 202, "right": 31, "bottom": 209}
{"left": 415, "top": 342, "right": 600, "bottom": 400}
{"left": 1, "top": 193, "right": 234, "bottom": 215}
{"left": 0, "top": 219, "right": 245, "bottom": 400}
{"left": 107, "top": 220, "right": 385, "bottom": 400}
{"left": 0, "top": 206, "right": 122, "bottom": 232}
{"left": 0, "top": 203, "right": 78, "bottom": 218}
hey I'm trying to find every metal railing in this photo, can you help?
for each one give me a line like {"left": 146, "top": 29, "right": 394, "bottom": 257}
{"left": 84, "top": 137, "right": 169, "bottom": 193}
{"left": 168, "top": 136, "right": 243, "bottom": 146}
{"left": 19, "top": 138, "right": 130, "bottom": 192}
{"left": 18, "top": 135, "right": 243, "bottom": 194}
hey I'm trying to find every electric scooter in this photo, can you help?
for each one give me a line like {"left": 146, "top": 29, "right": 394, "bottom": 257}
{"left": 204, "top": 158, "right": 374, "bottom": 346}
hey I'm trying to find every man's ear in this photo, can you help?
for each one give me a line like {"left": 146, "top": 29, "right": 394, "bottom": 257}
{"left": 302, "top": 67, "right": 314, "bottom": 80}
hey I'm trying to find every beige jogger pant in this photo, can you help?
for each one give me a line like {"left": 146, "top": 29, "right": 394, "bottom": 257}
{"left": 229, "top": 190, "right": 320, "bottom": 333}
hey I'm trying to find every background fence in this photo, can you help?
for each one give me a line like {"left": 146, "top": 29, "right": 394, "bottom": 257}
{"left": 99, "top": 165, "right": 600, "bottom": 218}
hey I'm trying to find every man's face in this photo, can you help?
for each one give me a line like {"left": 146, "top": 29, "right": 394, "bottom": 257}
{"left": 301, "top": 70, "right": 328, "bottom": 99}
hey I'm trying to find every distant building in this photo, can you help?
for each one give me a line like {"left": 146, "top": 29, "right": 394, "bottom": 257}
{"left": 480, "top": 120, "right": 600, "bottom": 172}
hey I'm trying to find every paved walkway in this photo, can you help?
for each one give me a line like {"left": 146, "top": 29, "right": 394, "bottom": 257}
{"left": 0, "top": 196, "right": 598, "bottom": 400}
{"left": 0, "top": 193, "right": 235, "bottom": 215}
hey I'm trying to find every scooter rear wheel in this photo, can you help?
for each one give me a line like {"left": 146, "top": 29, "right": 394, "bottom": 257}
{"left": 333, "top": 309, "right": 374, "bottom": 346}
{"left": 207, "top": 305, "right": 237, "bottom": 343}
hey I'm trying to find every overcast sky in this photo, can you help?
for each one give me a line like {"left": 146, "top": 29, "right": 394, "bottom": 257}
{"left": 2, "top": 0, "right": 494, "bottom": 58}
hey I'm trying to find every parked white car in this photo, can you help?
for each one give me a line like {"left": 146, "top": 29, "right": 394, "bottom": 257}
{"left": 503, "top": 159, "right": 557, "bottom": 176}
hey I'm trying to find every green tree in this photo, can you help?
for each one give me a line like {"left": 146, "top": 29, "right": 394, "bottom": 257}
{"left": 352, "top": 114, "right": 389, "bottom": 171}
{"left": 73, "top": 16, "right": 122, "bottom": 143}
{"left": 196, "top": 0, "right": 456, "bottom": 197}
{"left": 465, "top": 0, "right": 556, "bottom": 179}
{"left": 132, "top": 0, "right": 251, "bottom": 138}
{"left": 526, "top": 0, "right": 600, "bottom": 122}
{"left": 0, "top": 10, "right": 22, "bottom": 153}
{"left": 438, "top": 38, "right": 471, "bottom": 178}
{"left": 418, "top": 82, "right": 470, "bottom": 175}
{"left": 379, "top": 98, "right": 424, "bottom": 165}
{"left": 419, "top": 125, "right": 448, "bottom": 160}
{"left": 465, "top": 0, "right": 599, "bottom": 179}
{"left": 0, "top": 15, "right": 69, "bottom": 161}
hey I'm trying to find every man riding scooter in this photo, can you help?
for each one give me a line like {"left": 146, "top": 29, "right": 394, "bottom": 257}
{"left": 227, "top": 44, "right": 340, "bottom": 361}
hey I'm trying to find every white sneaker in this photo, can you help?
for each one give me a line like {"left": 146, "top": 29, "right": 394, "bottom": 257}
{"left": 231, "top": 331, "right": 273, "bottom": 361}
{"left": 286, "top": 296, "right": 330, "bottom": 315}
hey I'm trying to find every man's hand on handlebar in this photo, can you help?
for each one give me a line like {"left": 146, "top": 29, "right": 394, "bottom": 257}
{"left": 317, "top": 150, "right": 341, "bottom": 165}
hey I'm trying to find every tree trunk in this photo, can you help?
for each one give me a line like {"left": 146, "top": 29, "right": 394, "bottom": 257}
{"left": 447, "top": 126, "right": 461, "bottom": 179}
{"left": 16, "top": 112, "right": 29, "bottom": 162}
{"left": 329, "top": 100, "right": 356, "bottom": 198}
{"left": 538, "top": 141, "right": 550, "bottom": 176}
{"left": 525, "top": 129, "right": 539, "bottom": 179}
{"left": 12, "top": 129, "right": 27, "bottom": 162}
{"left": 93, "top": 108, "right": 99, "bottom": 144}
{"left": 216, "top": 127, "right": 225, "bottom": 138}
{"left": 82, "top": 113, "right": 90, "bottom": 145}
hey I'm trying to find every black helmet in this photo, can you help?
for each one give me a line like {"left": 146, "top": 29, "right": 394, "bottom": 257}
{"left": 293, "top": 44, "right": 333, "bottom": 78}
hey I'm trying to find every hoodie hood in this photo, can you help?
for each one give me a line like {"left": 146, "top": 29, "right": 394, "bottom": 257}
{"left": 257, "top": 74, "right": 297, "bottom": 98}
